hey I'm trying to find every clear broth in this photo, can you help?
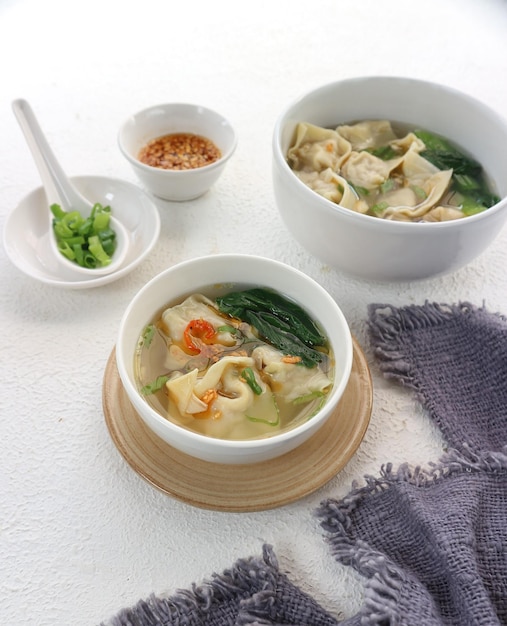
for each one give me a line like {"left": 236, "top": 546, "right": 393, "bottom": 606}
{"left": 134, "top": 284, "right": 334, "bottom": 441}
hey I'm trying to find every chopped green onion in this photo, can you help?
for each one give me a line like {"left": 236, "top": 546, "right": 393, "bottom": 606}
{"left": 241, "top": 367, "right": 262, "bottom": 395}
{"left": 57, "top": 240, "right": 76, "bottom": 260}
{"left": 372, "top": 201, "right": 389, "bottom": 215}
{"left": 379, "top": 179, "right": 395, "bottom": 194}
{"left": 412, "top": 185, "right": 427, "bottom": 200}
{"left": 92, "top": 207, "right": 111, "bottom": 231}
{"left": 216, "top": 325, "right": 238, "bottom": 334}
{"left": 50, "top": 202, "right": 117, "bottom": 269}
{"left": 368, "top": 145, "right": 398, "bottom": 160}
{"left": 141, "top": 375, "right": 169, "bottom": 395}
{"left": 87, "top": 235, "right": 112, "bottom": 267}
{"left": 292, "top": 390, "right": 326, "bottom": 405}
{"left": 348, "top": 182, "right": 369, "bottom": 196}
{"left": 246, "top": 393, "right": 280, "bottom": 426}
{"left": 140, "top": 324, "right": 156, "bottom": 348}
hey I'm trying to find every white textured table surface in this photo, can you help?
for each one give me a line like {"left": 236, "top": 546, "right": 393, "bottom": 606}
{"left": 2, "top": 0, "right": 507, "bottom": 624}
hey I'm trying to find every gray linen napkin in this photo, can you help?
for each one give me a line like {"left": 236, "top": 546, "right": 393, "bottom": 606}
{"left": 318, "top": 302, "right": 507, "bottom": 626}
{"left": 101, "top": 302, "right": 507, "bottom": 626}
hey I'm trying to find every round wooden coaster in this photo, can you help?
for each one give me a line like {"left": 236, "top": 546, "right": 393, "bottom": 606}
{"left": 102, "top": 338, "right": 372, "bottom": 512}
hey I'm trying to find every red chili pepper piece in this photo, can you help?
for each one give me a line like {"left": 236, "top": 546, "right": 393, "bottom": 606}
{"left": 183, "top": 319, "right": 216, "bottom": 354}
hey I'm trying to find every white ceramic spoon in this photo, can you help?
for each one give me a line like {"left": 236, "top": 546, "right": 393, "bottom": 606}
{"left": 12, "top": 98, "right": 129, "bottom": 276}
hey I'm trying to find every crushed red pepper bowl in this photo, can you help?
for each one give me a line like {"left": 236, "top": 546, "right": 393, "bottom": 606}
{"left": 118, "top": 103, "right": 237, "bottom": 202}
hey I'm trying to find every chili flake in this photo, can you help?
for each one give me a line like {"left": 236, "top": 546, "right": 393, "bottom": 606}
{"left": 138, "top": 133, "right": 221, "bottom": 170}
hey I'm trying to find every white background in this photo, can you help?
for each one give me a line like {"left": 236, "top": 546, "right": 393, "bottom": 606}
{"left": 1, "top": 0, "right": 507, "bottom": 623}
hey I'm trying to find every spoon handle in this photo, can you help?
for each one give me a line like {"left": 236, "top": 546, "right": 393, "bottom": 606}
{"left": 12, "top": 98, "right": 90, "bottom": 211}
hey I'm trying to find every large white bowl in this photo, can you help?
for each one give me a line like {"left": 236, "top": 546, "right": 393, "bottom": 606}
{"left": 118, "top": 103, "right": 237, "bottom": 201}
{"left": 272, "top": 76, "right": 507, "bottom": 281}
{"left": 116, "top": 254, "right": 353, "bottom": 464}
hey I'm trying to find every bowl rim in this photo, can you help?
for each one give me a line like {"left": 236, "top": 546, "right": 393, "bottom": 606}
{"left": 118, "top": 102, "right": 238, "bottom": 176}
{"left": 272, "top": 75, "right": 507, "bottom": 229}
{"left": 116, "top": 253, "right": 353, "bottom": 451}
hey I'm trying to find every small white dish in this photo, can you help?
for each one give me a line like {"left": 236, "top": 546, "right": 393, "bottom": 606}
{"left": 3, "top": 175, "right": 161, "bottom": 289}
{"left": 118, "top": 102, "right": 237, "bottom": 201}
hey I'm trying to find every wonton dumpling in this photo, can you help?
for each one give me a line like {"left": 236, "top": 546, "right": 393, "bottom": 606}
{"left": 336, "top": 120, "right": 397, "bottom": 151}
{"left": 295, "top": 168, "right": 358, "bottom": 208}
{"left": 401, "top": 148, "right": 441, "bottom": 180}
{"left": 252, "top": 345, "right": 332, "bottom": 403}
{"left": 193, "top": 356, "right": 255, "bottom": 399}
{"left": 382, "top": 151, "right": 453, "bottom": 220}
{"left": 166, "top": 368, "right": 208, "bottom": 415}
{"left": 287, "top": 122, "right": 351, "bottom": 172}
{"left": 340, "top": 151, "right": 404, "bottom": 191}
{"left": 166, "top": 356, "right": 281, "bottom": 439}
{"left": 389, "top": 132, "right": 426, "bottom": 155}
{"left": 167, "top": 355, "right": 255, "bottom": 417}
{"left": 383, "top": 187, "right": 419, "bottom": 207}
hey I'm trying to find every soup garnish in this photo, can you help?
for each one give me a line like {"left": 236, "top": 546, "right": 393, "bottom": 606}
{"left": 51, "top": 201, "right": 118, "bottom": 268}
{"left": 135, "top": 287, "right": 334, "bottom": 441}
{"left": 287, "top": 120, "right": 499, "bottom": 222}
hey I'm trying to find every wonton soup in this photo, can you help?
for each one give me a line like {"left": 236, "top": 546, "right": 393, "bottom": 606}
{"left": 134, "top": 287, "right": 334, "bottom": 441}
{"left": 287, "top": 119, "right": 499, "bottom": 222}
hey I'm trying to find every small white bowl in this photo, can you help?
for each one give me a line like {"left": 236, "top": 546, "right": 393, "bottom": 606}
{"left": 118, "top": 103, "right": 237, "bottom": 201}
{"left": 272, "top": 76, "right": 507, "bottom": 281}
{"left": 116, "top": 254, "right": 353, "bottom": 464}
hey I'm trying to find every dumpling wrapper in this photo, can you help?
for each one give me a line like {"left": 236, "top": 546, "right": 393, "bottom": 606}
{"left": 382, "top": 150, "right": 453, "bottom": 220}
{"left": 390, "top": 132, "right": 426, "bottom": 155}
{"left": 294, "top": 168, "right": 358, "bottom": 209}
{"left": 422, "top": 206, "right": 465, "bottom": 222}
{"left": 252, "top": 345, "right": 332, "bottom": 403}
{"left": 340, "top": 151, "right": 404, "bottom": 191}
{"left": 166, "top": 356, "right": 281, "bottom": 439}
{"left": 166, "top": 368, "right": 208, "bottom": 415}
{"left": 287, "top": 122, "right": 351, "bottom": 172}
{"left": 336, "top": 120, "right": 397, "bottom": 151}
{"left": 167, "top": 356, "right": 255, "bottom": 417}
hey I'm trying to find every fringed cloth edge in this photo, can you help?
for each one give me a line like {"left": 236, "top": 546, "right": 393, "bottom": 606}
{"left": 100, "top": 543, "right": 340, "bottom": 626}
{"left": 100, "top": 545, "right": 280, "bottom": 626}
{"left": 366, "top": 300, "right": 506, "bottom": 392}
{"left": 316, "top": 445, "right": 507, "bottom": 625}
{"left": 315, "top": 301, "right": 507, "bottom": 624}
